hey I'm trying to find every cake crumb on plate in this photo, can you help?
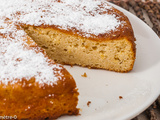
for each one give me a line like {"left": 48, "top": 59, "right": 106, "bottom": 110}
{"left": 87, "top": 101, "right": 91, "bottom": 107}
{"left": 81, "top": 72, "right": 87, "bottom": 77}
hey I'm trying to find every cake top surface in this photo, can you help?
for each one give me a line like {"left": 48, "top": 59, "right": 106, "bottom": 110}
{"left": 0, "top": 0, "right": 124, "bottom": 37}
{"left": 0, "top": 20, "right": 63, "bottom": 86}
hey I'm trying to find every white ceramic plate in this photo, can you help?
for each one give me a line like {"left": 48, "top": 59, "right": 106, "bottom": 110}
{"left": 58, "top": 3, "right": 160, "bottom": 120}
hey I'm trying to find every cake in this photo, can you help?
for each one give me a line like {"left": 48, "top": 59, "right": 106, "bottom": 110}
{"left": 0, "top": 0, "right": 136, "bottom": 119}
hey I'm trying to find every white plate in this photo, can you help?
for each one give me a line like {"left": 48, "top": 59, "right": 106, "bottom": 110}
{"left": 58, "top": 3, "right": 160, "bottom": 120}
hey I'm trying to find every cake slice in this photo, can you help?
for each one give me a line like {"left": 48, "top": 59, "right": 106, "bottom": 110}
{"left": 21, "top": 0, "right": 136, "bottom": 72}
{"left": 0, "top": 20, "right": 79, "bottom": 119}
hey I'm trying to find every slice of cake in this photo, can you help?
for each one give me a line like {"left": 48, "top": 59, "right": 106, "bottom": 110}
{"left": 0, "top": 20, "right": 79, "bottom": 119}
{"left": 21, "top": 0, "right": 135, "bottom": 72}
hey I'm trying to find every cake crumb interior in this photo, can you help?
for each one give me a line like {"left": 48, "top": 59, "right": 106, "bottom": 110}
{"left": 23, "top": 26, "right": 135, "bottom": 72}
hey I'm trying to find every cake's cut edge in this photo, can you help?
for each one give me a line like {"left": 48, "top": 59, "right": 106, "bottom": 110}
{"left": 23, "top": 24, "right": 136, "bottom": 72}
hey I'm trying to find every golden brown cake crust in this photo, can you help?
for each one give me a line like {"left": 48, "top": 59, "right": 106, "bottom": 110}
{"left": 0, "top": 76, "right": 79, "bottom": 119}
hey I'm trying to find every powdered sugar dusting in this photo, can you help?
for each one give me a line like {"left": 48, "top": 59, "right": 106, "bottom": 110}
{"left": 0, "top": 20, "right": 63, "bottom": 86}
{"left": 0, "top": 0, "right": 122, "bottom": 37}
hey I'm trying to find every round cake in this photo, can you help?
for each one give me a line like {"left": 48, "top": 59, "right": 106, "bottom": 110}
{"left": 0, "top": 0, "right": 136, "bottom": 119}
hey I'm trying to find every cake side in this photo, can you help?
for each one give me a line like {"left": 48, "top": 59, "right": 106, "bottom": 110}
{"left": 0, "top": 21, "right": 79, "bottom": 119}
{"left": 0, "top": 71, "right": 79, "bottom": 119}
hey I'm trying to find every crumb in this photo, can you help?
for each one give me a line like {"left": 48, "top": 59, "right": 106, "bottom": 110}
{"left": 119, "top": 96, "right": 123, "bottom": 99}
{"left": 70, "top": 64, "right": 73, "bottom": 67}
{"left": 87, "top": 101, "right": 91, "bottom": 107}
{"left": 81, "top": 72, "right": 87, "bottom": 77}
